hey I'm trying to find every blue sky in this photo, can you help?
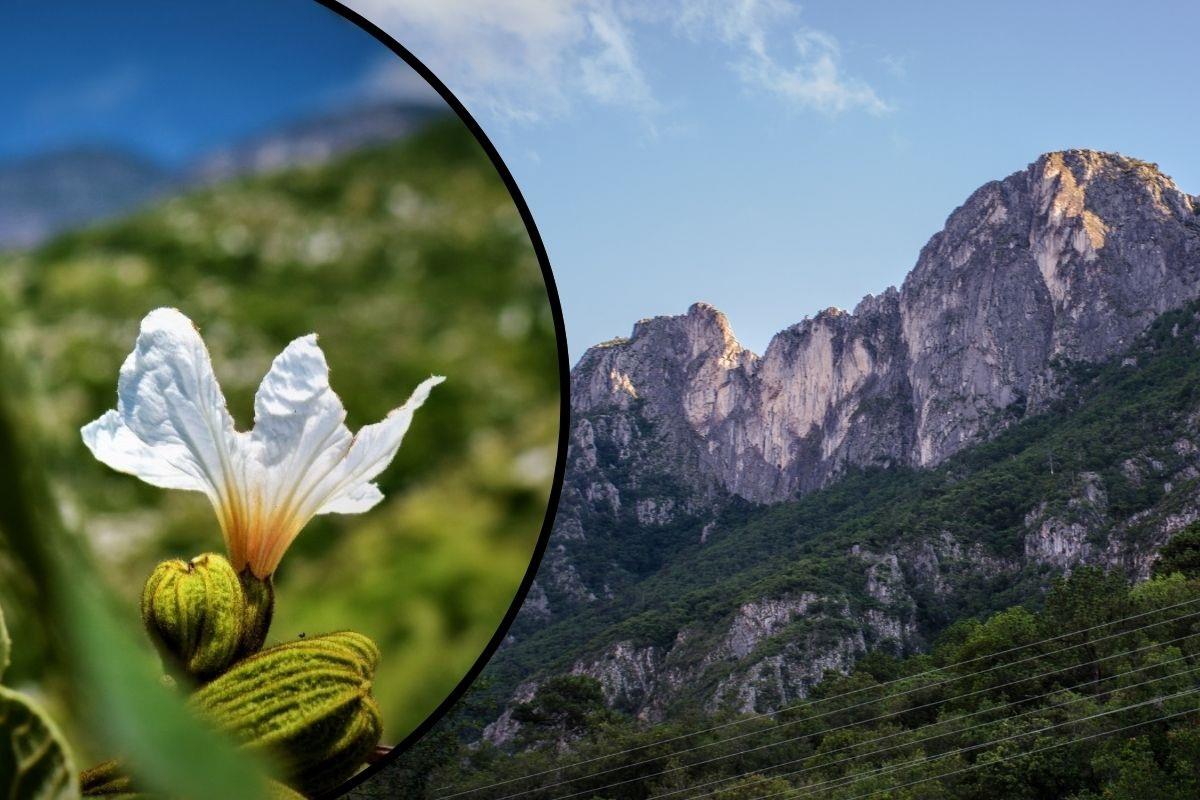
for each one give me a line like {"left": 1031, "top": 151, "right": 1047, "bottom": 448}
{"left": 4, "top": 1, "right": 1198, "bottom": 361}
{"left": 347, "top": 0, "right": 1200, "bottom": 358}
{"left": 0, "top": 0, "right": 436, "bottom": 166}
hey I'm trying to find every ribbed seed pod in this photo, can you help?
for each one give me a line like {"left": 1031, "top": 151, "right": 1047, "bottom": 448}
{"left": 191, "top": 632, "right": 383, "bottom": 796}
{"left": 141, "top": 553, "right": 245, "bottom": 681}
{"left": 290, "top": 694, "right": 382, "bottom": 796}
{"left": 80, "top": 759, "right": 131, "bottom": 795}
{"left": 80, "top": 758, "right": 305, "bottom": 800}
{"left": 318, "top": 631, "right": 381, "bottom": 674}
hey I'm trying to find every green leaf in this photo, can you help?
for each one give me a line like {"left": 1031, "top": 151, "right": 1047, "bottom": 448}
{"left": 0, "top": 603, "right": 10, "bottom": 684}
{"left": 0, "top": 685, "right": 79, "bottom": 800}
{"left": 0, "top": 340, "right": 273, "bottom": 800}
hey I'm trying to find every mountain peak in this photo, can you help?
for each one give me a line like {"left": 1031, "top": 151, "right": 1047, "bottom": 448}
{"left": 1023, "top": 149, "right": 1193, "bottom": 221}
{"left": 189, "top": 101, "right": 445, "bottom": 183}
{"left": 508, "top": 151, "right": 1200, "bottom": 738}
{"left": 621, "top": 301, "right": 745, "bottom": 358}
{"left": 572, "top": 148, "right": 1199, "bottom": 503}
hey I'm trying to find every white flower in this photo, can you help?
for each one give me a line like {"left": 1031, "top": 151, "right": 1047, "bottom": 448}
{"left": 81, "top": 308, "right": 444, "bottom": 578}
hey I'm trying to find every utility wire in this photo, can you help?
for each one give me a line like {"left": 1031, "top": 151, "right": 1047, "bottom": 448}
{"left": 438, "top": 594, "right": 1200, "bottom": 798}
{"left": 735, "top": 686, "right": 1200, "bottom": 800}
{"left": 679, "top": 657, "right": 1200, "bottom": 800}
{"left": 440, "top": 594, "right": 1200, "bottom": 797}
{"left": 829, "top": 703, "right": 1200, "bottom": 800}
{"left": 451, "top": 604, "right": 1200, "bottom": 800}
{"left": 537, "top": 630, "right": 1200, "bottom": 800}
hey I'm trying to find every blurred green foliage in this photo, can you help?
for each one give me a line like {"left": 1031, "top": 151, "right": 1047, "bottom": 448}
{"left": 0, "top": 116, "right": 560, "bottom": 752}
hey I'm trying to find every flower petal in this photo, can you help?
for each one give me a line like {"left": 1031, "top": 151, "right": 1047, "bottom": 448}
{"left": 81, "top": 410, "right": 208, "bottom": 491}
{"left": 315, "top": 375, "right": 445, "bottom": 515}
{"left": 243, "top": 334, "right": 354, "bottom": 572}
{"left": 82, "top": 307, "right": 445, "bottom": 579}
{"left": 250, "top": 335, "right": 352, "bottom": 494}
{"left": 319, "top": 482, "right": 384, "bottom": 515}
{"left": 82, "top": 308, "right": 240, "bottom": 505}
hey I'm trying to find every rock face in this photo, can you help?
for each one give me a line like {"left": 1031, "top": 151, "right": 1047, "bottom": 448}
{"left": 535, "top": 151, "right": 1199, "bottom": 613}
{"left": 579, "top": 151, "right": 1198, "bottom": 499}
{"left": 487, "top": 151, "right": 1200, "bottom": 742}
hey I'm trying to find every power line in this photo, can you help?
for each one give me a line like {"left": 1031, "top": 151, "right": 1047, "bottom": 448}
{"left": 737, "top": 686, "right": 1200, "bottom": 800}
{"left": 682, "top": 657, "right": 1200, "bottom": 800}
{"left": 535, "top": 629, "right": 1200, "bottom": 800}
{"left": 447, "top": 603, "right": 1200, "bottom": 800}
{"left": 830, "top": 703, "right": 1200, "bottom": 800}
{"left": 440, "top": 594, "right": 1200, "bottom": 798}
{"left": 676, "top": 649, "right": 1200, "bottom": 800}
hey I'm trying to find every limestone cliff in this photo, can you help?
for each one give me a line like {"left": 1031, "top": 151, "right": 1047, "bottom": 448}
{"left": 538, "top": 151, "right": 1199, "bottom": 615}
{"left": 483, "top": 152, "right": 1200, "bottom": 738}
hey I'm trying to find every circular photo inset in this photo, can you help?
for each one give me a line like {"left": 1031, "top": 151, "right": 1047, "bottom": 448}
{"left": 0, "top": 2, "right": 564, "bottom": 797}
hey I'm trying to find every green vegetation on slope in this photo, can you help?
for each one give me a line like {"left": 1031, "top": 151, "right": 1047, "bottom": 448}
{"left": 402, "top": 568, "right": 1200, "bottom": 799}
{"left": 0, "top": 116, "right": 560, "bottom": 751}
{"left": 479, "top": 300, "right": 1200, "bottom": 722}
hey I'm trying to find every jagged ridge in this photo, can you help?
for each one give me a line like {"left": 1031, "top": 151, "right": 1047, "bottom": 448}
{"left": 573, "top": 151, "right": 1199, "bottom": 504}
{"left": 482, "top": 150, "right": 1200, "bottom": 737}
{"left": 541, "top": 151, "right": 1199, "bottom": 621}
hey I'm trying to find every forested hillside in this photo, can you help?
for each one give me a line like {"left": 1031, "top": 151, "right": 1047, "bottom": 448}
{"left": 470, "top": 299, "right": 1200, "bottom": 731}
{"left": 414, "top": 566, "right": 1200, "bottom": 800}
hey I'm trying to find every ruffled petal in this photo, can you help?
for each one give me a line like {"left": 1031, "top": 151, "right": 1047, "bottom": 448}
{"left": 319, "top": 481, "right": 384, "bottom": 515}
{"left": 243, "top": 334, "right": 354, "bottom": 573}
{"left": 254, "top": 375, "right": 443, "bottom": 576}
{"left": 82, "top": 308, "right": 240, "bottom": 510}
{"left": 315, "top": 375, "right": 445, "bottom": 515}
{"left": 81, "top": 410, "right": 209, "bottom": 491}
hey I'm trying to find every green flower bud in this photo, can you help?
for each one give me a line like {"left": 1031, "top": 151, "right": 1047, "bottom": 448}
{"left": 141, "top": 553, "right": 245, "bottom": 681}
{"left": 236, "top": 569, "right": 275, "bottom": 659}
{"left": 191, "top": 632, "right": 383, "bottom": 796}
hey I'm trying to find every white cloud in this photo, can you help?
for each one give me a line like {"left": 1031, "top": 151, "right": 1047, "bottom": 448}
{"left": 345, "top": 0, "right": 887, "bottom": 122}
{"left": 579, "top": 2, "right": 655, "bottom": 110}
{"left": 348, "top": 0, "right": 648, "bottom": 121}
{"left": 745, "top": 30, "right": 890, "bottom": 115}
{"left": 672, "top": 0, "right": 890, "bottom": 115}
{"left": 880, "top": 53, "right": 909, "bottom": 80}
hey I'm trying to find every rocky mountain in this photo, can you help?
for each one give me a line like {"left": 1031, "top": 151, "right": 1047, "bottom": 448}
{"left": 548, "top": 150, "right": 1199, "bottom": 611}
{"left": 481, "top": 150, "right": 1200, "bottom": 740}
{"left": 0, "top": 101, "right": 445, "bottom": 249}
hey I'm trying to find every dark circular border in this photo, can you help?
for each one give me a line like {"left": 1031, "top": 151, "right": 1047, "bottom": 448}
{"left": 307, "top": 1, "right": 570, "bottom": 796}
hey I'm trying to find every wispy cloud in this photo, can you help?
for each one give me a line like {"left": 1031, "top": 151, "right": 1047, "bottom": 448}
{"left": 745, "top": 29, "right": 891, "bottom": 115}
{"left": 880, "top": 54, "right": 909, "bottom": 80}
{"left": 348, "top": 0, "right": 651, "bottom": 122}
{"left": 579, "top": 1, "right": 655, "bottom": 111}
{"left": 345, "top": 0, "right": 888, "bottom": 122}
{"left": 672, "top": 0, "right": 890, "bottom": 115}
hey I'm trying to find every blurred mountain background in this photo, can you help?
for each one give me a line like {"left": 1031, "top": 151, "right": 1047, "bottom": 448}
{"left": 0, "top": 101, "right": 443, "bottom": 249}
{"left": 0, "top": 104, "right": 561, "bottom": 761}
